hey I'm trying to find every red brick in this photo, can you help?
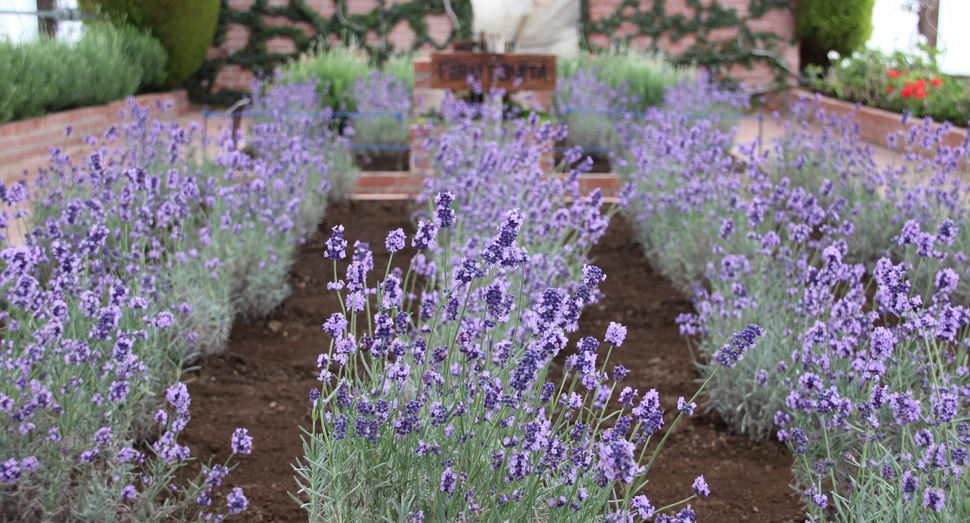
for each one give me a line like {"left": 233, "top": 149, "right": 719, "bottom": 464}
{"left": 266, "top": 36, "right": 297, "bottom": 54}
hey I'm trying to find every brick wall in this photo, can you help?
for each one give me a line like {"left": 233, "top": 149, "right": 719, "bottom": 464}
{"left": 0, "top": 91, "right": 190, "bottom": 168}
{"left": 586, "top": 0, "right": 797, "bottom": 88}
{"left": 208, "top": 0, "right": 796, "bottom": 93}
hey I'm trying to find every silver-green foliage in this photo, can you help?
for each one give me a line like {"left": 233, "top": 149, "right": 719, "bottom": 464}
{"left": 0, "top": 22, "right": 166, "bottom": 124}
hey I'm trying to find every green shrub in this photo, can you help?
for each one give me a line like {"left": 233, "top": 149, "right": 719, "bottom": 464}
{"left": 558, "top": 48, "right": 693, "bottom": 111}
{"left": 281, "top": 41, "right": 414, "bottom": 113}
{"left": 82, "top": 0, "right": 219, "bottom": 86}
{"left": 118, "top": 24, "right": 167, "bottom": 91}
{"left": 808, "top": 46, "right": 970, "bottom": 128}
{"left": 0, "top": 22, "right": 167, "bottom": 124}
{"left": 795, "top": 0, "right": 875, "bottom": 66}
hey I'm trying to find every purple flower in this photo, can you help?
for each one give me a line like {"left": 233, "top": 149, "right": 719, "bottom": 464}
{"left": 121, "top": 485, "right": 137, "bottom": 500}
{"left": 440, "top": 467, "right": 457, "bottom": 495}
{"left": 434, "top": 192, "right": 456, "bottom": 228}
{"left": 713, "top": 324, "right": 765, "bottom": 368}
{"left": 922, "top": 488, "right": 945, "bottom": 513}
{"left": 93, "top": 427, "right": 113, "bottom": 446}
{"left": 386, "top": 228, "right": 406, "bottom": 253}
{"left": 19, "top": 457, "right": 38, "bottom": 473}
{"left": 605, "top": 322, "right": 627, "bottom": 346}
{"left": 613, "top": 364, "right": 629, "bottom": 382}
{"left": 632, "top": 389, "right": 664, "bottom": 435}
{"left": 692, "top": 475, "right": 710, "bottom": 496}
{"left": 412, "top": 220, "right": 438, "bottom": 250}
{"left": 322, "top": 312, "right": 348, "bottom": 337}
{"left": 165, "top": 383, "right": 190, "bottom": 415}
{"left": 869, "top": 327, "right": 895, "bottom": 361}
{"left": 0, "top": 459, "right": 20, "bottom": 484}
{"left": 813, "top": 493, "right": 828, "bottom": 509}
{"left": 231, "top": 428, "right": 253, "bottom": 454}
{"left": 598, "top": 439, "right": 641, "bottom": 483}
{"left": 678, "top": 397, "right": 696, "bottom": 416}
{"left": 324, "top": 225, "right": 347, "bottom": 259}
{"left": 226, "top": 487, "right": 249, "bottom": 515}
{"left": 631, "top": 495, "right": 654, "bottom": 518}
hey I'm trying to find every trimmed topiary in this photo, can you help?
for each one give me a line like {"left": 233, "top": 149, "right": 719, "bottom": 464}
{"left": 794, "top": 0, "right": 876, "bottom": 69}
{"left": 81, "top": 0, "right": 219, "bottom": 86}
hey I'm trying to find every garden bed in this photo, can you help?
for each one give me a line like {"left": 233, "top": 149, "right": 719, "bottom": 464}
{"left": 773, "top": 88, "right": 967, "bottom": 150}
{"left": 180, "top": 199, "right": 804, "bottom": 522}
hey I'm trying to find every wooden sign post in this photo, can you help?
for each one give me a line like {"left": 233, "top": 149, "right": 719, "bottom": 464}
{"left": 430, "top": 52, "right": 557, "bottom": 92}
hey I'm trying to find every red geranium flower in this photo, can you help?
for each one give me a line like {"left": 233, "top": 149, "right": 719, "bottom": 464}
{"left": 914, "top": 89, "right": 928, "bottom": 100}
{"left": 888, "top": 85, "right": 895, "bottom": 93}
{"left": 901, "top": 86, "right": 914, "bottom": 98}
{"left": 888, "top": 69, "right": 900, "bottom": 78}
{"left": 914, "top": 79, "right": 927, "bottom": 90}
{"left": 930, "top": 77, "right": 943, "bottom": 87}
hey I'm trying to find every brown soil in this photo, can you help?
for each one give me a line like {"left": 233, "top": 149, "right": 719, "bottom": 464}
{"left": 180, "top": 200, "right": 804, "bottom": 522}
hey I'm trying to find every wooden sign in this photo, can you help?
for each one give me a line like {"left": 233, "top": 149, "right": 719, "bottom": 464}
{"left": 430, "top": 53, "right": 556, "bottom": 92}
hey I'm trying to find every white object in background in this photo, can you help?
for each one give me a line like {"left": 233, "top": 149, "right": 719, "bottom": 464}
{"left": 868, "top": 0, "right": 969, "bottom": 77}
{"left": 937, "top": 0, "right": 970, "bottom": 76}
{"left": 0, "top": 0, "right": 83, "bottom": 44}
{"left": 471, "top": 0, "right": 580, "bottom": 57}
{"left": 0, "top": 0, "right": 38, "bottom": 42}
{"left": 868, "top": 0, "right": 921, "bottom": 55}
{"left": 482, "top": 32, "right": 506, "bottom": 53}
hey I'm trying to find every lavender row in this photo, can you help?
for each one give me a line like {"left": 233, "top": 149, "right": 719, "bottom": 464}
{"left": 291, "top": 89, "right": 763, "bottom": 522}
{"left": 618, "top": 82, "right": 970, "bottom": 520}
{"left": 0, "top": 78, "right": 354, "bottom": 521}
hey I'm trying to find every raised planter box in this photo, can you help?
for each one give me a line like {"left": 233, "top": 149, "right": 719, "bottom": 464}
{"left": 0, "top": 91, "right": 191, "bottom": 167}
{"left": 774, "top": 88, "right": 968, "bottom": 150}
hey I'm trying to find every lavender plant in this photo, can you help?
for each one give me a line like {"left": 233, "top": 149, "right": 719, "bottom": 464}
{"left": 418, "top": 88, "right": 625, "bottom": 317}
{"left": 350, "top": 69, "right": 411, "bottom": 160}
{"left": 0, "top": 181, "right": 251, "bottom": 521}
{"left": 294, "top": 197, "right": 763, "bottom": 522}
{"left": 618, "top": 76, "right": 970, "bottom": 519}
{"left": 0, "top": 80, "right": 352, "bottom": 519}
{"left": 554, "top": 68, "right": 636, "bottom": 151}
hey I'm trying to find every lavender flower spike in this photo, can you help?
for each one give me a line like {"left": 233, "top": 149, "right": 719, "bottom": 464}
{"left": 324, "top": 225, "right": 348, "bottom": 260}
{"left": 434, "top": 192, "right": 456, "bottom": 228}
{"left": 413, "top": 220, "right": 438, "bottom": 250}
{"left": 231, "top": 428, "right": 253, "bottom": 455}
{"left": 605, "top": 322, "right": 627, "bottom": 346}
{"left": 386, "top": 228, "right": 406, "bottom": 253}
{"left": 713, "top": 324, "right": 765, "bottom": 368}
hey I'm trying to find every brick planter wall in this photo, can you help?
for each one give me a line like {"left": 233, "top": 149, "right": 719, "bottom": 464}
{"left": 0, "top": 91, "right": 191, "bottom": 167}
{"left": 776, "top": 89, "right": 969, "bottom": 150}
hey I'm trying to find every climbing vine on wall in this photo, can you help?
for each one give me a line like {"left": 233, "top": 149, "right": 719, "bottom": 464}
{"left": 582, "top": 0, "right": 794, "bottom": 85}
{"left": 189, "top": 0, "right": 793, "bottom": 105}
{"left": 187, "top": 0, "right": 472, "bottom": 106}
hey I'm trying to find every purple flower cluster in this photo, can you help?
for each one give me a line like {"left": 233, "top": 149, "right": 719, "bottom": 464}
{"left": 0, "top": 77, "right": 345, "bottom": 517}
{"left": 302, "top": 175, "right": 717, "bottom": 519}
{"left": 618, "top": 88, "right": 970, "bottom": 518}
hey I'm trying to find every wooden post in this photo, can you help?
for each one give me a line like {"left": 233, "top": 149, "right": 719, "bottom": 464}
{"left": 36, "top": 0, "right": 56, "bottom": 37}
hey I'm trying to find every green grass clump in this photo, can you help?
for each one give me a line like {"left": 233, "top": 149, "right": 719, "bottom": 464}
{"left": 81, "top": 0, "right": 218, "bottom": 86}
{"left": 281, "top": 41, "right": 414, "bottom": 113}
{"left": 0, "top": 22, "right": 166, "bottom": 124}
{"left": 558, "top": 48, "right": 694, "bottom": 111}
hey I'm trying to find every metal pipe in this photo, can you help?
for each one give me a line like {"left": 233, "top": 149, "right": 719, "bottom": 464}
{"left": 0, "top": 9, "right": 95, "bottom": 21}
